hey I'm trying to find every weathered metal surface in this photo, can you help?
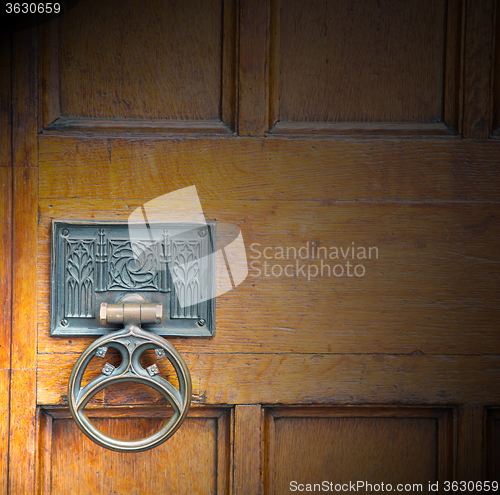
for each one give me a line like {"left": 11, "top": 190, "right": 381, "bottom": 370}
{"left": 50, "top": 220, "right": 216, "bottom": 337}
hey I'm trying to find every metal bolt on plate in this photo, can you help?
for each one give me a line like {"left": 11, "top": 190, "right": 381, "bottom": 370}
{"left": 95, "top": 346, "right": 108, "bottom": 358}
{"left": 147, "top": 364, "right": 160, "bottom": 376}
{"left": 155, "top": 348, "right": 166, "bottom": 359}
{"left": 101, "top": 363, "right": 115, "bottom": 376}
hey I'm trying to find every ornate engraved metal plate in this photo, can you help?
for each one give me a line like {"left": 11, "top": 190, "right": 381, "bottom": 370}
{"left": 50, "top": 220, "right": 216, "bottom": 337}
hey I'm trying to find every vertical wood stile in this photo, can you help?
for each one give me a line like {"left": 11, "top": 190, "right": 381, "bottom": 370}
{"left": 40, "top": 18, "right": 60, "bottom": 130}
{"left": 457, "top": 406, "right": 485, "bottom": 482}
{"left": 0, "top": 30, "right": 12, "bottom": 494}
{"left": 268, "top": 0, "right": 281, "bottom": 131}
{"left": 485, "top": 410, "right": 497, "bottom": 485}
{"left": 36, "top": 410, "right": 52, "bottom": 495}
{"left": 443, "top": 0, "right": 466, "bottom": 134}
{"left": 217, "top": 410, "right": 232, "bottom": 495}
{"left": 263, "top": 409, "right": 276, "bottom": 495}
{"left": 221, "top": 0, "right": 239, "bottom": 132}
{"left": 437, "top": 410, "right": 454, "bottom": 495}
{"left": 462, "top": 0, "right": 496, "bottom": 137}
{"left": 233, "top": 405, "right": 263, "bottom": 494}
{"left": 9, "top": 27, "right": 38, "bottom": 495}
{"left": 492, "top": 0, "right": 500, "bottom": 134}
{"left": 238, "top": 0, "right": 268, "bottom": 136}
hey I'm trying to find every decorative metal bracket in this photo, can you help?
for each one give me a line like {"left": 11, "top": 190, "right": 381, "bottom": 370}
{"left": 50, "top": 220, "right": 216, "bottom": 337}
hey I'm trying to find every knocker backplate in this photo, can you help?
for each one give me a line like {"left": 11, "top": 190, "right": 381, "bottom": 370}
{"left": 50, "top": 220, "right": 216, "bottom": 337}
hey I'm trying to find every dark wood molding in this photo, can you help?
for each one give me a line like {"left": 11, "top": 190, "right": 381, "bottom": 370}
{"left": 41, "top": 117, "right": 236, "bottom": 137}
{"left": 462, "top": 0, "right": 496, "bottom": 138}
{"left": 268, "top": 121, "right": 456, "bottom": 138}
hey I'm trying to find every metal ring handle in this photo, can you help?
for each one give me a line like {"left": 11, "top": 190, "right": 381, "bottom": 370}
{"left": 68, "top": 325, "right": 192, "bottom": 453}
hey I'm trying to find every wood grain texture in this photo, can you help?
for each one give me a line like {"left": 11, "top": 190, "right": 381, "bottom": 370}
{"left": 37, "top": 198, "right": 500, "bottom": 356}
{"left": 270, "top": 406, "right": 453, "bottom": 419}
{"left": 42, "top": 118, "right": 234, "bottom": 137}
{"left": 269, "top": 121, "right": 454, "bottom": 137}
{"left": 457, "top": 406, "right": 485, "bottom": 480}
{"left": 495, "top": 414, "right": 500, "bottom": 481}
{"left": 218, "top": 409, "right": 232, "bottom": 495}
{"left": 12, "top": 0, "right": 500, "bottom": 490}
{"left": 462, "top": 0, "right": 496, "bottom": 138}
{"left": 36, "top": 410, "right": 52, "bottom": 495}
{"left": 221, "top": 0, "right": 239, "bottom": 131}
{"left": 9, "top": 236, "right": 36, "bottom": 490}
{"left": 492, "top": 0, "right": 500, "bottom": 135}
{"left": 233, "top": 405, "right": 262, "bottom": 494}
{"left": 40, "top": 18, "right": 59, "bottom": 130}
{"left": 238, "top": 0, "right": 268, "bottom": 136}
{"left": 438, "top": 411, "right": 454, "bottom": 493}
{"left": 443, "top": 0, "right": 466, "bottom": 134}
{"left": 38, "top": 137, "right": 500, "bottom": 202}
{"left": 267, "top": 414, "right": 437, "bottom": 493}
{"left": 264, "top": 407, "right": 453, "bottom": 495}
{"left": 268, "top": 0, "right": 281, "bottom": 130}
{"left": 0, "top": 168, "right": 12, "bottom": 370}
{"left": 58, "top": 0, "right": 222, "bottom": 120}
{"left": 45, "top": 406, "right": 229, "bottom": 419}
{"left": 37, "top": 353, "right": 500, "bottom": 406}
{"left": 0, "top": 33, "right": 11, "bottom": 168}
{"left": 0, "top": 33, "right": 11, "bottom": 495}
{"left": 487, "top": 409, "right": 500, "bottom": 481}
{"left": 47, "top": 411, "right": 229, "bottom": 494}
{"left": 11, "top": 31, "right": 38, "bottom": 490}
{"left": 0, "top": 370, "right": 9, "bottom": 495}
{"left": 13, "top": 167, "right": 37, "bottom": 369}
{"left": 279, "top": 0, "right": 447, "bottom": 123}
{"left": 12, "top": 28, "right": 37, "bottom": 165}
{"left": 35, "top": 136, "right": 500, "bottom": 411}
{"left": 9, "top": 370, "right": 36, "bottom": 495}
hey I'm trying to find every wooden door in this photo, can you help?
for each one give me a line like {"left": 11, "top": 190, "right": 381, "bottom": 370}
{"left": 1, "top": 0, "right": 500, "bottom": 493}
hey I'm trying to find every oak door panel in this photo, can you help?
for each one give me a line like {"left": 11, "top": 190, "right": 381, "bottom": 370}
{"left": 40, "top": 408, "right": 231, "bottom": 495}
{"left": 277, "top": 0, "right": 452, "bottom": 124}
{"left": 264, "top": 407, "right": 453, "bottom": 495}
{"left": 58, "top": 0, "right": 222, "bottom": 120}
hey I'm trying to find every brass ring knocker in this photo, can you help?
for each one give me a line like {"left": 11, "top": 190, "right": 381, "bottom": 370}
{"left": 68, "top": 295, "right": 192, "bottom": 453}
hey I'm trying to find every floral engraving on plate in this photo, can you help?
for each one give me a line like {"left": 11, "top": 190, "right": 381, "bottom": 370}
{"left": 65, "top": 240, "right": 95, "bottom": 317}
{"left": 171, "top": 240, "right": 201, "bottom": 318}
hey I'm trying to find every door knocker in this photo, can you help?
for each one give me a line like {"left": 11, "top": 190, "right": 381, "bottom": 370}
{"left": 51, "top": 220, "right": 215, "bottom": 452}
